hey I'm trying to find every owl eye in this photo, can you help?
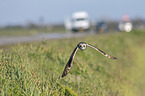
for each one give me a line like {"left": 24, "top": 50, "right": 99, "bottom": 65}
{"left": 82, "top": 44, "right": 85, "bottom": 48}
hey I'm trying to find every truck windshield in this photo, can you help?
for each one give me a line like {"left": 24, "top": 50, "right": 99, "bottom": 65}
{"left": 76, "top": 18, "right": 86, "bottom": 21}
{"left": 72, "top": 18, "right": 86, "bottom": 22}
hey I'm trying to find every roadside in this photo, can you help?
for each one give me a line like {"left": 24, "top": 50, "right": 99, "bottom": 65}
{"left": 129, "top": 46, "right": 145, "bottom": 96}
{"left": 0, "top": 31, "right": 95, "bottom": 46}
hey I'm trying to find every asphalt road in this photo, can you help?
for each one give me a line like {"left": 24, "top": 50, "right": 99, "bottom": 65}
{"left": 0, "top": 31, "right": 95, "bottom": 46}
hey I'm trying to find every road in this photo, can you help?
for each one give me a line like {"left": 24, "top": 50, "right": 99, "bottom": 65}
{"left": 0, "top": 31, "right": 95, "bottom": 46}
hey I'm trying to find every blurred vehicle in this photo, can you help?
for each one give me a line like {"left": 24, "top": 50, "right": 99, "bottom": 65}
{"left": 64, "top": 17, "right": 72, "bottom": 31}
{"left": 118, "top": 14, "right": 133, "bottom": 32}
{"left": 118, "top": 21, "right": 132, "bottom": 32}
{"left": 71, "top": 11, "right": 90, "bottom": 32}
{"left": 95, "top": 21, "right": 107, "bottom": 33}
{"left": 65, "top": 11, "right": 90, "bottom": 32}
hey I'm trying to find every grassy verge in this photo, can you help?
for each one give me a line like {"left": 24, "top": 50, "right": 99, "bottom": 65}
{"left": 0, "top": 27, "right": 66, "bottom": 36}
{"left": 1, "top": 30, "right": 145, "bottom": 95}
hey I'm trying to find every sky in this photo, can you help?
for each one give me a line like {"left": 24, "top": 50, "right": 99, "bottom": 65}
{"left": 0, "top": 0, "right": 145, "bottom": 26}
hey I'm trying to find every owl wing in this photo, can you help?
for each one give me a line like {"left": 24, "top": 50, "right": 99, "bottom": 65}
{"left": 86, "top": 44, "right": 117, "bottom": 59}
{"left": 61, "top": 42, "right": 117, "bottom": 78}
{"left": 61, "top": 46, "right": 79, "bottom": 78}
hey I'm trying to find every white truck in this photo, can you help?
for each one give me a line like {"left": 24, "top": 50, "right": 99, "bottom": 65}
{"left": 64, "top": 11, "right": 90, "bottom": 32}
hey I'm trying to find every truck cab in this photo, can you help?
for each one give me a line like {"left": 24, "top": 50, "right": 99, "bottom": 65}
{"left": 71, "top": 11, "right": 90, "bottom": 32}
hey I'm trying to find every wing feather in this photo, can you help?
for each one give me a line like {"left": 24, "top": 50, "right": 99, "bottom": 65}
{"left": 61, "top": 46, "right": 79, "bottom": 78}
{"left": 86, "top": 44, "right": 117, "bottom": 59}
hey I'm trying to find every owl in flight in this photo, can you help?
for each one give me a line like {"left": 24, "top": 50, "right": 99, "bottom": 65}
{"left": 61, "top": 42, "right": 117, "bottom": 78}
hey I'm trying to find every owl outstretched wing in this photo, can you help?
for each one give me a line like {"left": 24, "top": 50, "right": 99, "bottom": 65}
{"left": 61, "top": 42, "right": 117, "bottom": 78}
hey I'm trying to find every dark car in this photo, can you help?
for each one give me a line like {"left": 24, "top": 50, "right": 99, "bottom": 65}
{"left": 95, "top": 21, "right": 107, "bottom": 33}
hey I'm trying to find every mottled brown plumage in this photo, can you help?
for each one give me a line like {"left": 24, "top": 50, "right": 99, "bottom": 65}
{"left": 61, "top": 42, "right": 117, "bottom": 78}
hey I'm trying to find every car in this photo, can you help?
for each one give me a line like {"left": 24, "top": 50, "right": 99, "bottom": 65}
{"left": 95, "top": 21, "right": 107, "bottom": 33}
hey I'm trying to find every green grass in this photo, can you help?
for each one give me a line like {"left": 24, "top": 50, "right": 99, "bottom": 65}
{"left": 0, "top": 27, "right": 66, "bottom": 36}
{"left": 1, "top": 30, "right": 145, "bottom": 96}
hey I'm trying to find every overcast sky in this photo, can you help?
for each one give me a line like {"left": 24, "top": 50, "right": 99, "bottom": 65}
{"left": 0, "top": 0, "right": 145, "bottom": 26}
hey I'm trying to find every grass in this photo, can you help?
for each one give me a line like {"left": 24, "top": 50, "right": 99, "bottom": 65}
{"left": 1, "top": 30, "right": 145, "bottom": 95}
{"left": 0, "top": 26, "right": 66, "bottom": 36}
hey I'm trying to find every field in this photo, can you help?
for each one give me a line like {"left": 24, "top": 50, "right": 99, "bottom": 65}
{"left": 1, "top": 30, "right": 145, "bottom": 96}
{"left": 0, "top": 26, "right": 65, "bottom": 36}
